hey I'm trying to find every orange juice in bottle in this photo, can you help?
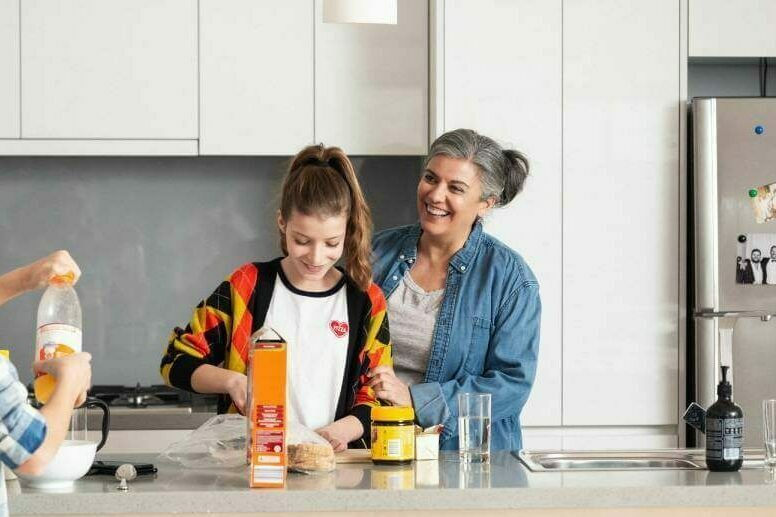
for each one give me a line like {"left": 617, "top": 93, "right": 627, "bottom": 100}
{"left": 34, "top": 273, "right": 82, "bottom": 404}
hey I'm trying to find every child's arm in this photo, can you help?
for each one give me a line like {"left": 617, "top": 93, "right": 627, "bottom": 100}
{"left": 161, "top": 263, "right": 257, "bottom": 413}
{"left": 0, "top": 251, "right": 81, "bottom": 306}
{"left": 1, "top": 353, "right": 91, "bottom": 476}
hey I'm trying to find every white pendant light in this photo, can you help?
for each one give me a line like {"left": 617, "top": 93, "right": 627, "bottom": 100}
{"left": 322, "top": 0, "right": 397, "bottom": 25}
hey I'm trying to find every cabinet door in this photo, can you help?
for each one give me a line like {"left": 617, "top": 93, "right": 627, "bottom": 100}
{"left": 315, "top": 0, "right": 427, "bottom": 155}
{"left": 690, "top": 0, "right": 776, "bottom": 57}
{"left": 200, "top": 1, "right": 314, "bottom": 155}
{"left": 22, "top": 0, "right": 197, "bottom": 139}
{"left": 440, "top": 0, "right": 562, "bottom": 427}
{"left": 0, "top": 0, "right": 19, "bottom": 138}
{"left": 563, "top": 0, "right": 679, "bottom": 425}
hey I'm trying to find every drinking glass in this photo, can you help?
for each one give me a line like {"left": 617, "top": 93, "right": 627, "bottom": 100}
{"left": 763, "top": 399, "right": 776, "bottom": 467}
{"left": 458, "top": 392, "right": 491, "bottom": 463}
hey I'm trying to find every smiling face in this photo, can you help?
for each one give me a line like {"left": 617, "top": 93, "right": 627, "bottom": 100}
{"left": 278, "top": 209, "right": 347, "bottom": 290}
{"left": 417, "top": 155, "right": 494, "bottom": 244}
{"left": 752, "top": 249, "right": 762, "bottom": 263}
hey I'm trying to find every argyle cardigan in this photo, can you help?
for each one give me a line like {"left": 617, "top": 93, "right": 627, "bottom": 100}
{"left": 160, "top": 258, "right": 391, "bottom": 440}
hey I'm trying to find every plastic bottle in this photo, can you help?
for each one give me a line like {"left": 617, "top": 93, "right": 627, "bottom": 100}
{"left": 34, "top": 273, "right": 82, "bottom": 405}
{"left": 705, "top": 365, "right": 744, "bottom": 472}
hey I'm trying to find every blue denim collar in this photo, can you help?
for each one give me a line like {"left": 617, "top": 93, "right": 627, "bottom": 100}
{"left": 397, "top": 219, "right": 484, "bottom": 274}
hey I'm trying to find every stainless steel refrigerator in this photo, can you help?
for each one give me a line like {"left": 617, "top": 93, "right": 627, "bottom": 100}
{"left": 693, "top": 97, "right": 776, "bottom": 447}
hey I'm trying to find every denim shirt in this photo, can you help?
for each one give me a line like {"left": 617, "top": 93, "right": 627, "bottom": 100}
{"left": 372, "top": 221, "right": 541, "bottom": 451}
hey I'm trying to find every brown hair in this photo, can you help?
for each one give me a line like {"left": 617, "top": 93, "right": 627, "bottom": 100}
{"left": 279, "top": 144, "right": 373, "bottom": 291}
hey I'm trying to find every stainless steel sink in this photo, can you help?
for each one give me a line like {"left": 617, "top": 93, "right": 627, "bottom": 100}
{"left": 517, "top": 449, "right": 765, "bottom": 472}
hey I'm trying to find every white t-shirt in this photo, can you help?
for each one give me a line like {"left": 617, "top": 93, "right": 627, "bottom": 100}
{"left": 263, "top": 269, "right": 350, "bottom": 430}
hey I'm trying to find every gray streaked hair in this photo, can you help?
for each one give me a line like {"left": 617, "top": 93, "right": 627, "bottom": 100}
{"left": 425, "top": 128, "right": 529, "bottom": 207}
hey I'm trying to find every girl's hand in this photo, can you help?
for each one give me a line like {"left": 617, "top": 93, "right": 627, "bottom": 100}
{"left": 316, "top": 416, "right": 363, "bottom": 452}
{"left": 23, "top": 250, "right": 82, "bottom": 291}
{"left": 224, "top": 371, "right": 248, "bottom": 415}
{"left": 367, "top": 365, "right": 412, "bottom": 407}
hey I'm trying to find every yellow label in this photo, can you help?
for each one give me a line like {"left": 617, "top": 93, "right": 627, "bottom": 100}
{"left": 371, "top": 425, "right": 415, "bottom": 461}
{"left": 0, "top": 350, "right": 8, "bottom": 360}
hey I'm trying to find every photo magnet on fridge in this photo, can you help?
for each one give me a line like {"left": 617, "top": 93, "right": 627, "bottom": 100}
{"left": 736, "top": 233, "right": 776, "bottom": 285}
{"left": 748, "top": 182, "right": 776, "bottom": 223}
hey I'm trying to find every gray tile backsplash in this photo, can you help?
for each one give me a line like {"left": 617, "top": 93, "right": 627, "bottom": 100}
{"left": 0, "top": 156, "right": 421, "bottom": 386}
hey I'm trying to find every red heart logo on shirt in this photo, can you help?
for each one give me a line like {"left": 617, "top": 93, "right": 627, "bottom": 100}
{"left": 329, "top": 320, "right": 349, "bottom": 338}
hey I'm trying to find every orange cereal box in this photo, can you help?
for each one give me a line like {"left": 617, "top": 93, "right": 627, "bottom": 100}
{"left": 247, "top": 328, "right": 287, "bottom": 488}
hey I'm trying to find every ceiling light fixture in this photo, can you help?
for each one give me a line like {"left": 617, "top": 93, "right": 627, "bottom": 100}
{"left": 322, "top": 0, "right": 397, "bottom": 25}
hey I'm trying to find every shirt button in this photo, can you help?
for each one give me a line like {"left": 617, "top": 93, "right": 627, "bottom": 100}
{"left": 460, "top": 265, "right": 466, "bottom": 271}
{"left": 409, "top": 258, "right": 415, "bottom": 263}
{"left": 399, "top": 254, "right": 405, "bottom": 260}
{"left": 393, "top": 275, "right": 399, "bottom": 281}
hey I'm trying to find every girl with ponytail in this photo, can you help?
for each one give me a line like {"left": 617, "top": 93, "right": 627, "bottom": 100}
{"left": 369, "top": 128, "right": 541, "bottom": 453}
{"left": 162, "top": 144, "right": 391, "bottom": 451}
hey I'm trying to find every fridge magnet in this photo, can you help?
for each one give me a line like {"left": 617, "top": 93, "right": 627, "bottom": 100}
{"left": 748, "top": 182, "right": 776, "bottom": 223}
{"left": 736, "top": 233, "right": 776, "bottom": 285}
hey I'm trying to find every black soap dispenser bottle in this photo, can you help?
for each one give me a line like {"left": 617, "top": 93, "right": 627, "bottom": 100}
{"left": 705, "top": 366, "right": 744, "bottom": 472}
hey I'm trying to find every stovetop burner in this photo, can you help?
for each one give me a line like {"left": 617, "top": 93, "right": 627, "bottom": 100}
{"left": 90, "top": 383, "right": 192, "bottom": 409}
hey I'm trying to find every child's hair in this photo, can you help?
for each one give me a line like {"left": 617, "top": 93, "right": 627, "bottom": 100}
{"left": 279, "top": 144, "right": 373, "bottom": 291}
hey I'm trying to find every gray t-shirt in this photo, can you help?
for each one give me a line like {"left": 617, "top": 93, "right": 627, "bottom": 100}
{"left": 387, "top": 270, "right": 445, "bottom": 386}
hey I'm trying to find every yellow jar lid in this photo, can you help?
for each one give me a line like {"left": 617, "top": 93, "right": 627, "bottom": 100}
{"left": 0, "top": 350, "right": 9, "bottom": 360}
{"left": 372, "top": 406, "right": 414, "bottom": 422}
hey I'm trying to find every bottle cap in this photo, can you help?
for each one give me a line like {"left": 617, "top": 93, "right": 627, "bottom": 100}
{"left": 50, "top": 272, "right": 75, "bottom": 285}
{"left": 718, "top": 365, "right": 732, "bottom": 398}
{"left": 749, "top": 189, "right": 759, "bottom": 198}
{"left": 372, "top": 406, "right": 415, "bottom": 422}
{"left": 0, "top": 350, "right": 8, "bottom": 360}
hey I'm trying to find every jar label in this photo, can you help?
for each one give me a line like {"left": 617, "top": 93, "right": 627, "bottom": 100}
{"left": 706, "top": 417, "right": 744, "bottom": 461}
{"left": 372, "top": 425, "right": 415, "bottom": 461}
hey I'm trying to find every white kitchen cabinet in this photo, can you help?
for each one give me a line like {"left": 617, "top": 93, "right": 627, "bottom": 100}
{"left": 690, "top": 0, "right": 776, "bottom": 57}
{"left": 0, "top": 0, "right": 19, "bottom": 138}
{"left": 562, "top": 0, "right": 679, "bottom": 425}
{"left": 21, "top": 0, "right": 197, "bottom": 140}
{"left": 433, "top": 0, "right": 562, "bottom": 427}
{"left": 200, "top": 1, "right": 314, "bottom": 155}
{"left": 315, "top": 0, "right": 427, "bottom": 155}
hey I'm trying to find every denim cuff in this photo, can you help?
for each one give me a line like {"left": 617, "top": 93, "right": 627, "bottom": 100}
{"left": 409, "top": 382, "right": 452, "bottom": 438}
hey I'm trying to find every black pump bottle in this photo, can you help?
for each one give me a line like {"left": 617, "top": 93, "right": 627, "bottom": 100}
{"left": 705, "top": 366, "right": 744, "bottom": 472}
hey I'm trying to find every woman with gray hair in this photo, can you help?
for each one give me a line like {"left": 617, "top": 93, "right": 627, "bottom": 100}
{"left": 368, "top": 128, "right": 541, "bottom": 452}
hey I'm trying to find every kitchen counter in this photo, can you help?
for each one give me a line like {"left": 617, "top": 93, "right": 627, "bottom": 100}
{"left": 8, "top": 451, "right": 776, "bottom": 515}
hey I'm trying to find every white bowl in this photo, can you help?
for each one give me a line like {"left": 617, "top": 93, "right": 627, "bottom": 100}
{"left": 17, "top": 440, "right": 96, "bottom": 489}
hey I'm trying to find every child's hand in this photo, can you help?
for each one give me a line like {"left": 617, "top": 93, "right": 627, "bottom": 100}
{"left": 23, "top": 250, "right": 81, "bottom": 291}
{"left": 33, "top": 352, "right": 92, "bottom": 407}
{"left": 224, "top": 371, "right": 247, "bottom": 415}
{"left": 316, "top": 416, "right": 363, "bottom": 452}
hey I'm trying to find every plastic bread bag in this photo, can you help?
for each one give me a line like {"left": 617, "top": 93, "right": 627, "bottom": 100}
{"left": 160, "top": 414, "right": 247, "bottom": 469}
{"left": 287, "top": 422, "right": 335, "bottom": 474}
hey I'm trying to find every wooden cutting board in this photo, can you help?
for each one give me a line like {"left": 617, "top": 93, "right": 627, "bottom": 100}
{"left": 335, "top": 449, "right": 373, "bottom": 463}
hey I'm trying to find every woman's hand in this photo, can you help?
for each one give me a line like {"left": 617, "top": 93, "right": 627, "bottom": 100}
{"left": 367, "top": 365, "right": 412, "bottom": 407}
{"left": 23, "top": 250, "right": 82, "bottom": 291}
{"left": 316, "top": 416, "right": 363, "bottom": 452}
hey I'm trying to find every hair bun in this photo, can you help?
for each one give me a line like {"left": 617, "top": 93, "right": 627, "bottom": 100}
{"left": 500, "top": 149, "right": 529, "bottom": 206}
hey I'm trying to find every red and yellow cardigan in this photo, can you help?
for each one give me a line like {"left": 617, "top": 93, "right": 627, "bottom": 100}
{"left": 160, "top": 258, "right": 392, "bottom": 440}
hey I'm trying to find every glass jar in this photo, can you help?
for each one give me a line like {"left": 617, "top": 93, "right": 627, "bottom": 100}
{"left": 371, "top": 406, "right": 415, "bottom": 465}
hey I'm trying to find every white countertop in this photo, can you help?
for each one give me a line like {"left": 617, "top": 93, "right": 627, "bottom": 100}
{"left": 8, "top": 451, "right": 776, "bottom": 514}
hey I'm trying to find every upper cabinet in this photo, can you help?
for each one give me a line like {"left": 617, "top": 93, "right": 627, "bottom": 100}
{"left": 21, "top": 0, "right": 197, "bottom": 140}
{"left": 199, "top": 1, "right": 314, "bottom": 155}
{"left": 432, "top": 0, "right": 562, "bottom": 428}
{"left": 690, "top": 0, "right": 776, "bottom": 57}
{"left": 0, "top": 0, "right": 19, "bottom": 138}
{"left": 315, "top": 0, "right": 428, "bottom": 155}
